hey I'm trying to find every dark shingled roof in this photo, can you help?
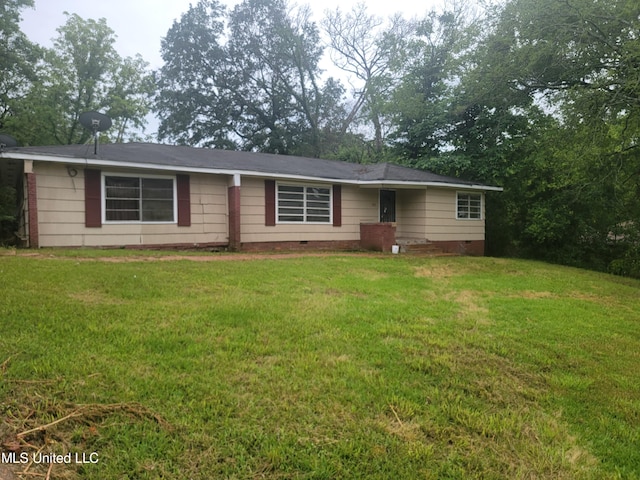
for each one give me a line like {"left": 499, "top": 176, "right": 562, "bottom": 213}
{"left": 3, "top": 142, "right": 500, "bottom": 189}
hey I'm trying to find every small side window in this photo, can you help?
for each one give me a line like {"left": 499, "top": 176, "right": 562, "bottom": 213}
{"left": 457, "top": 192, "right": 482, "bottom": 220}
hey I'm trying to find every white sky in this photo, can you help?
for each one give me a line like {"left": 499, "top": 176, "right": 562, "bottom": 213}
{"left": 20, "top": 0, "right": 440, "bottom": 70}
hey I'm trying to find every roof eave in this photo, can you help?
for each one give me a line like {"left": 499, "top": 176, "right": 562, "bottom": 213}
{"left": 0, "top": 152, "right": 351, "bottom": 183}
{"left": 355, "top": 180, "right": 503, "bottom": 191}
{"left": 1, "top": 151, "right": 503, "bottom": 191}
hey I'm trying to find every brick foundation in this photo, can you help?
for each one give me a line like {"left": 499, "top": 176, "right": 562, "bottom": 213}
{"left": 113, "top": 242, "right": 228, "bottom": 251}
{"left": 432, "top": 240, "right": 485, "bottom": 256}
{"left": 240, "top": 240, "right": 361, "bottom": 252}
{"left": 360, "top": 223, "right": 396, "bottom": 252}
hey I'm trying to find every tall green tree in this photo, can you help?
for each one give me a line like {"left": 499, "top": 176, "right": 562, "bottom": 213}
{"left": 0, "top": 0, "right": 40, "bottom": 130}
{"left": 322, "top": 4, "right": 409, "bottom": 155}
{"left": 156, "top": 0, "right": 345, "bottom": 156}
{"left": 388, "top": 4, "right": 479, "bottom": 162}
{"left": 108, "top": 54, "right": 157, "bottom": 142}
{"left": 450, "top": 0, "right": 640, "bottom": 269}
{"left": 155, "top": 0, "right": 232, "bottom": 148}
{"left": 12, "top": 13, "right": 154, "bottom": 146}
{"left": 227, "top": 0, "right": 344, "bottom": 155}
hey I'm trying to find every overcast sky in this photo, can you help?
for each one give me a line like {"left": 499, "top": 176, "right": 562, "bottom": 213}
{"left": 20, "top": 0, "right": 441, "bottom": 70}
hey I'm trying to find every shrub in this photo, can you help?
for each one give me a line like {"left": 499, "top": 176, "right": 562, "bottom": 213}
{"left": 0, "top": 185, "right": 17, "bottom": 245}
{"left": 610, "top": 254, "right": 640, "bottom": 279}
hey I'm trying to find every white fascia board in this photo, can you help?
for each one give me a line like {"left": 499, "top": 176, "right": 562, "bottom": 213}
{"left": 1, "top": 152, "right": 503, "bottom": 191}
{"left": 1, "top": 152, "right": 346, "bottom": 182}
{"left": 430, "top": 183, "right": 503, "bottom": 192}
{"left": 1, "top": 152, "right": 241, "bottom": 176}
{"left": 230, "top": 176, "right": 503, "bottom": 191}
{"left": 1, "top": 152, "right": 350, "bottom": 184}
{"left": 355, "top": 181, "right": 503, "bottom": 192}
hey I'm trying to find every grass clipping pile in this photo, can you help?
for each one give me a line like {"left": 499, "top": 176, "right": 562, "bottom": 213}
{"left": 1, "top": 360, "right": 170, "bottom": 479}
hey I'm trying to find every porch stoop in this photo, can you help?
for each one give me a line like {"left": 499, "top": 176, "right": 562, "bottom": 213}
{"left": 395, "top": 238, "right": 445, "bottom": 255}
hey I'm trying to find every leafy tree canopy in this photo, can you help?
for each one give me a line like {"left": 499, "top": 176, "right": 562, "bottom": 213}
{"left": 0, "top": 0, "right": 40, "bottom": 125}
{"left": 445, "top": 0, "right": 640, "bottom": 268}
{"left": 7, "top": 12, "right": 155, "bottom": 145}
{"left": 156, "top": 0, "right": 346, "bottom": 156}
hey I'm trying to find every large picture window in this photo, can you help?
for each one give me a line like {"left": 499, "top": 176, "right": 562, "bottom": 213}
{"left": 277, "top": 184, "right": 331, "bottom": 223}
{"left": 104, "top": 175, "right": 175, "bottom": 222}
{"left": 457, "top": 192, "right": 482, "bottom": 220}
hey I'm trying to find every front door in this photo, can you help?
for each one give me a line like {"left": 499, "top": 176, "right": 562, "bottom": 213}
{"left": 380, "top": 190, "right": 396, "bottom": 223}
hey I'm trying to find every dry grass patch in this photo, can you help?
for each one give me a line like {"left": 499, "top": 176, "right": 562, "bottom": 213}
{"left": 413, "top": 263, "right": 457, "bottom": 280}
{"left": 67, "top": 290, "right": 129, "bottom": 305}
{"left": 1, "top": 381, "right": 172, "bottom": 479}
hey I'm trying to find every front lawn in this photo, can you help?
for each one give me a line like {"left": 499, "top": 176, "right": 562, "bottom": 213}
{"left": 1, "top": 251, "right": 639, "bottom": 479}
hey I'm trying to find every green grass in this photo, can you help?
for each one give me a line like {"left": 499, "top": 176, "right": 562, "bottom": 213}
{"left": 1, "top": 250, "right": 639, "bottom": 479}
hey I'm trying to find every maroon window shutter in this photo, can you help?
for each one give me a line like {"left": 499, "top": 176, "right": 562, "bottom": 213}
{"left": 265, "top": 179, "right": 276, "bottom": 226}
{"left": 176, "top": 174, "right": 191, "bottom": 226}
{"left": 333, "top": 184, "right": 342, "bottom": 227}
{"left": 84, "top": 169, "right": 101, "bottom": 228}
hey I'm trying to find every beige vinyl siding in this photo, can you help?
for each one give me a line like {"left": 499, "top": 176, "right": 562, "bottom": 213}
{"left": 393, "top": 188, "right": 484, "bottom": 241}
{"left": 240, "top": 178, "right": 378, "bottom": 243}
{"left": 31, "top": 162, "right": 486, "bottom": 248}
{"left": 348, "top": 187, "right": 378, "bottom": 227}
{"left": 34, "top": 162, "right": 228, "bottom": 247}
{"left": 396, "top": 189, "right": 427, "bottom": 239}
{"left": 425, "top": 188, "right": 484, "bottom": 241}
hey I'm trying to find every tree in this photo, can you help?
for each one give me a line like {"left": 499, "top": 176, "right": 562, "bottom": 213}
{"left": 322, "top": 4, "right": 409, "bottom": 154}
{"left": 156, "top": 0, "right": 346, "bottom": 156}
{"left": 448, "top": 0, "right": 640, "bottom": 270}
{"left": 388, "top": 3, "right": 480, "bottom": 161}
{"left": 227, "top": 0, "right": 344, "bottom": 155}
{"left": 482, "top": 0, "right": 640, "bottom": 112}
{"left": 156, "top": 0, "right": 232, "bottom": 148}
{"left": 11, "top": 13, "right": 154, "bottom": 146}
{"left": 0, "top": 0, "right": 41, "bottom": 128}
{"left": 109, "top": 55, "right": 157, "bottom": 142}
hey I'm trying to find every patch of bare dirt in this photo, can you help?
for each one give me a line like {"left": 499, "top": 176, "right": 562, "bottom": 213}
{"left": 0, "top": 464, "right": 20, "bottom": 480}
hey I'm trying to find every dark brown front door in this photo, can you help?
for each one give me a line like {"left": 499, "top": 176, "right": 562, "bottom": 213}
{"left": 380, "top": 190, "right": 396, "bottom": 222}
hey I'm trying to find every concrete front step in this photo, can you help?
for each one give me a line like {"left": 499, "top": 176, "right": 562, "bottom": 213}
{"left": 395, "top": 239, "right": 444, "bottom": 255}
{"left": 402, "top": 243, "right": 443, "bottom": 254}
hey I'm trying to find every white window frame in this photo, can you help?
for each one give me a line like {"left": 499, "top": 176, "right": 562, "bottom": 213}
{"left": 102, "top": 172, "right": 177, "bottom": 224}
{"left": 276, "top": 182, "right": 332, "bottom": 224}
{"left": 456, "top": 191, "right": 483, "bottom": 220}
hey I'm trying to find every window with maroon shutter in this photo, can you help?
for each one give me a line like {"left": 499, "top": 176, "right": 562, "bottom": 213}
{"left": 101, "top": 173, "right": 184, "bottom": 224}
{"left": 276, "top": 185, "right": 328, "bottom": 223}
{"left": 86, "top": 172, "right": 189, "bottom": 226}
{"left": 105, "top": 176, "right": 174, "bottom": 221}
